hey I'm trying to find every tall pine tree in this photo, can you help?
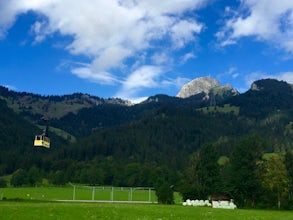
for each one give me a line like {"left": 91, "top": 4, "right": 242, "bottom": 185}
{"left": 229, "top": 133, "right": 264, "bottom": 207}
{"left": 181, "top": 144, "right": 220, "bottom": 200}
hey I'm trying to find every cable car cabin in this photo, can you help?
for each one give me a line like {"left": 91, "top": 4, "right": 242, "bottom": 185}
{"left": 34, "top": 135, "right": 50, "bottom": 148}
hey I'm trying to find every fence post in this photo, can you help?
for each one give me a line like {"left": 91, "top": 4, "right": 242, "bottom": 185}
{"left": 73, "top": 185, "right": 76, "bottom": 200}
{"left": 111, "top": 187, "right": 114, "bottom": 201}
{"left": 149, "top": 188, "right": 151, "bottom": 202}
{"left": 92, "top": 187, "right": 95, "bottom": 201}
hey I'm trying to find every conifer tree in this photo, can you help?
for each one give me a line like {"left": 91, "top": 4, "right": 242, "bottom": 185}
{"left": 229, "top": 133, "right": 264, "bottom": 207}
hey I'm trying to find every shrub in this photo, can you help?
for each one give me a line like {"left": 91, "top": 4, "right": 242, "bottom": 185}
{"left": 155, "top": 183, "right": 174, "bottom": 204}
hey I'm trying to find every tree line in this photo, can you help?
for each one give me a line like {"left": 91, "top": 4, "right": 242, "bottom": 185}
{"left": 2, "top": 132, "right": 293, "bottom": 209}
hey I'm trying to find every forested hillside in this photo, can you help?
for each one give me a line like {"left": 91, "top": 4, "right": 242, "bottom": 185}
{"left": 1, "top": 78, "right": 293, "bottom": 208}
{"left": 0, "top": 99, "right": 70, "bottom": 175}
{"left": 226, "top": 79, "right": 293, "bottom": 118}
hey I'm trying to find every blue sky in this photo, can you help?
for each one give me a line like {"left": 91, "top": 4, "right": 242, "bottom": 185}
{"left": 0, "top": 0, "right": 293, "bottom": 103}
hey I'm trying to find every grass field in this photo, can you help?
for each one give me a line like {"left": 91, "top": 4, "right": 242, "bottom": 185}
{"left": 0, "top": 186, "right": 159, "bottom": 202}
{"left": 1, "top": 187, "right": 293, "bottom": 219}
{"left": 1, "top": 201, "right": 293, "bottom": 220}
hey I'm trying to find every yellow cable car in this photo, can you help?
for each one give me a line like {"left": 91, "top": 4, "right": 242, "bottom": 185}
{"left": 34, "top": 123, "right": 50, "bottom": 149}
{"left": 34, "top": 135, "right": 50, "bottom": 148}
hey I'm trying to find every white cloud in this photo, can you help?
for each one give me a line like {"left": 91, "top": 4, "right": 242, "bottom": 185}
{"left": 171, "top": 20, "right": 203, "bottom": 49}
{"left": 122, "top": 65, "right": 163, "bottom": 90}
{"left": 0, "top": 1, "right": 22, "bottom": 38}
{"left": 277, "top": 72, "right": 293, "bottom": 84}
{"left": 0, "top": 0, "right": 207, "bottom": 98}
{"left": 151, "top": 52, "right": 173, "bottom": 65}
{"left": 116, "top": 65, "right": 163, "bottom": 100}
{"left": 218, "top": 0, "right": 293, "bottom": 52}
{"left": 71, "top": 66, "right": 119, "bottom": 85}
{"left": 181, "top": 52, "right": 196, "bottom": 64}
{"left": 162, "top": 77, "right": 191, "bottom": 89}
{"left": 92, "top": 46, "right": 132, "bottom": 72}
{"left": 30, "top": 20, "right": 52, "bottom": 43}
{"left": 0, "top": 0, "right": 54, "bottom": 38}
{"left": 227, "top": 67, "right": 239, "bottom": 79}
{"left": 117, "top": 66, "right": 190, "bottom": 101}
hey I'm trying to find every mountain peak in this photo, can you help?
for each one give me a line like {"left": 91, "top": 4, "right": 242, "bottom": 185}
{"left": 176, "top": 76, "right": 238, "bottom": 100}
{"left": 176, "top": 76, "right": 220, "bottom": 98}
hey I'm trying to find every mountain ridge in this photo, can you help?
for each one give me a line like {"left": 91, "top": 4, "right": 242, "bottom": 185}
{"left": 1, "top": 77, "right": 292, "bottom": 123}
{"left": 0, "top": 86, "right": 132, "bottom": 120}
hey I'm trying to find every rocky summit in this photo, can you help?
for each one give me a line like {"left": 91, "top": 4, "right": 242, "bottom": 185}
{"left": 176, "top": 76, "right": 237, "bottom": 99}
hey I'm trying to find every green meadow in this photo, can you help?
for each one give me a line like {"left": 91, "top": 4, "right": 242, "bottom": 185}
{"left": 0, "top": 186, "right": 158, "bottom": 202}
{"left": 1, "top": 201, "right": 293, "bottom": 220}
{"left": 1, "top": 187, "right": 293, "bottom": 220}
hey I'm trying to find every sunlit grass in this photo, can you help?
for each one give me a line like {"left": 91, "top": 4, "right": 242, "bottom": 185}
{"left": 0, "top": 186, "right": 159, "bottom": 202}
{"left": 1, "top": 187, "right": 292, "bottom": 220}
{"left": 1, "top": 201, "right": 293, "bottom": 220}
